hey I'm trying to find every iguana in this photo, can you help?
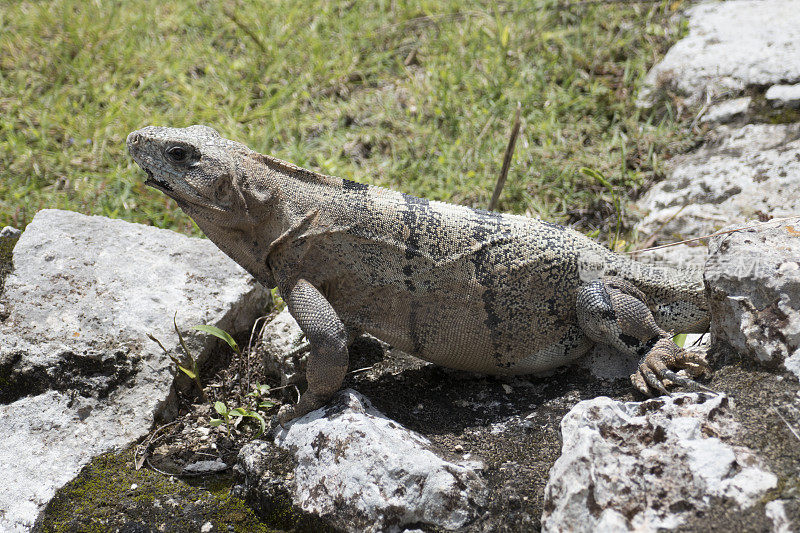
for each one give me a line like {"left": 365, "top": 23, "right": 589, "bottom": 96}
{"left": 127, "top": 125, "right": 711, "bottom": 423}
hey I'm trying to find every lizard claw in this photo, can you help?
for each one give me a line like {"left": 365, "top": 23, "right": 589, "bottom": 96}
{"left": 276, "top": 404, "right": 295, "bottom": 428}
{"left": 631, "top": 338, "right": 716, "bottom": 397}
{"left": 659, "top": 369, "right": 717, "bottom": 394}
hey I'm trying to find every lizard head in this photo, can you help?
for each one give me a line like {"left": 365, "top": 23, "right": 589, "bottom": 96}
{"left": 127, "top": 125, "right": 263, "bottom": 226}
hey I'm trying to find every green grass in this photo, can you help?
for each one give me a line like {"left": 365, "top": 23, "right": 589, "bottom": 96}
{"left": 0, "top": 0, "right": 693, "bottom": 238}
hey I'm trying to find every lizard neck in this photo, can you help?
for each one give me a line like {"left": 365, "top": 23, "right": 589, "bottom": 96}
{"left": 192, "top": 151, "right": 349, "bottom": 288}
{"left": 174, "top": 153, "right": 316, "bottom": 289}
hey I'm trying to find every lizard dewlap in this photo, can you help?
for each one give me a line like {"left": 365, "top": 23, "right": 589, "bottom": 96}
{"left": 127, "top": 125, "right": 711, "bottom": 423}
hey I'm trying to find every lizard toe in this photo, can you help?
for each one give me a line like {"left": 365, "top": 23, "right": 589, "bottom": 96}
{"left": 631, "top": 371, "right": 655, "bottom": 397}
{"left": 636, "top": 362, "right": 670, "bottom": 395}
{"left": 638, "top": 339, "right": 716, "bottom": 394}
{"left": 674, "top": 350, "right": 712, "bottom": 378}
{"left": 276, "top": 404, "right": 296, "bottom": 428}
{"left": 659, "top": 369, "right": 717, "bottom": 394}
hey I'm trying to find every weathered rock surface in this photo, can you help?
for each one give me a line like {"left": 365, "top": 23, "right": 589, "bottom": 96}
{"left": 705, "top": 220, "right": 800, "bottom": 379}
{"left": 766, "top": 500, "right": 795, "bottom": 533}
{"left": 541, "top": 393, "right": 778, "bottom": 532}
{"left": 634, "top": 0, "right": 800, "bottom": 269}
{"left": 638, "top": 0, "right": 800, "bottom": 107}
{"left": 233, "top": 388, "right": 488, "bottom": 533}
{"left": 257, "top": 306, "right": 306, "bottom": 386}
{"left": 0, "top": 226, "right": 21, "bottom": 239}
{"left": 766, "top": 84, "right": 800, "bottom": 109}
{"left": 700, "top": 96, "right": 751, "bottom": 125}
{"left": 0, "top": 209, "right": 269, "bottom": 532}
{"left": 634, "top": 123, "right": 800, "bottom": 265}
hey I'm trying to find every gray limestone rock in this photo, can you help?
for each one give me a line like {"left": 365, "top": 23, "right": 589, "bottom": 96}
{"left": 0, "top": 226, "right": 21, "bottom": 239}
{"left": 182, "top": 459, "right": 229, "bottom": 475}
{"left": 256, "top": 306, "right": 306, "bottom": 386}
{"left": 700, "top": 97, "right": 751, "bottom": 125}
{"left": 0, "top": 209, "right": 270, "bottom": 532}
{"left": 541, "top": 394, "right": 777, "bottom": 532}
{"left": 233, "top": 388, "right": 487, "bottom": 533}
{"left": 766, "top": 500, "right": 794, "bottom": 533}
{"left": 766, "top": 84, "right": 800, "bottom": 109}
{"left": 705, "top": 220, "right": 800, "bottom": 378}
{"left": 634, "top": 123, "right": 800, "bottom": 265}
{"left": 638, "top": 0, "right": 800, "bottom": 107}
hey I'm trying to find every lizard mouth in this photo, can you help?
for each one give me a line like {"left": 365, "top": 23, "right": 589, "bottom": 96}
{"left": 143, "top": 169, "right": 173, "bottom": 192}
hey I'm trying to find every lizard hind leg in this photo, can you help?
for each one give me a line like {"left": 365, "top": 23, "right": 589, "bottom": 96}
{"left": 576, "top": 277, "right": 712, "bottom": 396}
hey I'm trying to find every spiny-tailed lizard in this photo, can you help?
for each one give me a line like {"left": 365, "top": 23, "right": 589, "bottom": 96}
{"left": 127, "top": 125, "right": 710, "bottom": 424}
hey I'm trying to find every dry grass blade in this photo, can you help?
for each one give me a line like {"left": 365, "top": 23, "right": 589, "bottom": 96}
{"left": 489, "top": 102, "right": 522, "bottom": 212}
{"left": 632, "top": 204, "right": 687, "bottom": 255}
{"left": 773, "top": 406, "right": 800, "bottom": 443}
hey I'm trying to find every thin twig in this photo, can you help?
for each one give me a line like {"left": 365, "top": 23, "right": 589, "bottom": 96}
{"left": 627, "top": 214, "right": 800, "bottom": 254}
{"left": 349, "top": 365, "right": 376, "bottom": 375}
{"left": 489, "top": 102, "right": 522, "bottom": 212}
{"left": 135, "top": 420, "right": 181, "bottom": 470}
{"left": 266, "top": 383, "right": 298, "bottom": 392}
{"left": 173, "top": 312, "right": 209, "bottom": 403}
{"left": 689, "top": 89, "right": 712, "bottom": 133}
{"left": 773, "top": 407, "right": 800, "bottom": 443}
{"left": 146, "top": 333, "right": 170, "bottom": 356}
{"left": 145, "top": 456, "right": 178, "bottom": 477}
{"left": 245, "top": 314, "right": 269, "bottom": 394}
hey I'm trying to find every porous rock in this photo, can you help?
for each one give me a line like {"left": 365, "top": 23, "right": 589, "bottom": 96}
{"left": 766, "top": 500, "right": 794, "bottom": 533}
{"left": 700, "top": 96, "right": 751, "bottom": 125}
{"left": 634, "top": 123, "right": 800, "bottom": 265}
{"left": 638, "top": 0, "right": 800, "bottom": 107}
{"left": 257, "top": 306, "right": 306, "bottom": 386}
{"left": 0, "top": 209, "right": 269, "bottom": 532}
{"left": 766, "top": 84, "right": 800, "bottom": 109}
{"left": 233, "top": 388, "right": 487, "bottom": 533}
{"left": 182, "top": 459, "right": 229, "bottom": 475}
{"left": 0, "top": 226, "right": 21, "bottom": 239}
{"left": 541, "top": 394, "right": 777, "bottom": 532}
{"left": 705, "top": 220, "right": 800, "bottom": 378}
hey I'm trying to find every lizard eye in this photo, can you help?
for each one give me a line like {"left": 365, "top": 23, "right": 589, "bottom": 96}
{"left": 164, "top": 144, "right": 192, "bottom": 164}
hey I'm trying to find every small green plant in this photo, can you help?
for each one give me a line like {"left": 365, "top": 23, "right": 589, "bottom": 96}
{"left": 192, "top": 324, "right": 240, "bottom": 355}
{"left": 191, "top": 325, "right": 277, "bottom": 438}
{"left": 151, "top": 316, "right": 278, "bottom": 439}
{"left": 247, "top": 383, "right": 276, "bottom": 411}
{"left": 148, "top": 313, "right": 209, "bottom": 402}
{"left": 579, "top": 166, "right": 624, "bottom": 251}
{"left": 209, "top": 400, "right": 267, "bottom": 438}
{"left": 209, "top": 383, "right": 276, "bottom": 438}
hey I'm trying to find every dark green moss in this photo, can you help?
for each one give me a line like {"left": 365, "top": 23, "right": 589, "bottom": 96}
{"left": 745, "top": 88, "right": 800, "bottom": 124}
{"left": 34, "top": 447, "right": 278, "bottom": 533}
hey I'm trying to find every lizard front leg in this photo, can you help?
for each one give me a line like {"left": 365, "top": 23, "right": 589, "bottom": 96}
{"left": 277, "top": 278, "right": 349, "bottom": 425}
{"left": 576, "top": 276, "right": 712, "bottom": 395}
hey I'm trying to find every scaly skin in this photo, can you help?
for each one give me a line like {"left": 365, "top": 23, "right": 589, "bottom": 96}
{"left": 127, "top": 125, "right": 711, "bottom": 423}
